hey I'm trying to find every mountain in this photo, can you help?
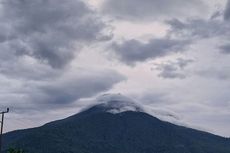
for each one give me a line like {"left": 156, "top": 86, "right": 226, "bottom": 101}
{"left": 3, "top": 94, "right": 230, "bottom": 153}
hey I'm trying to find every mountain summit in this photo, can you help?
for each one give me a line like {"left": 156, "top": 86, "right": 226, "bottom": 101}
{"left": 3, "top": 94, "right": 230, "bottom": 153}
{"left": 85, "top": 94, "right": 144, "bottom": 114}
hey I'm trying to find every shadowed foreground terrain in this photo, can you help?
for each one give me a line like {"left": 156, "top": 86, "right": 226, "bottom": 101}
{"left": 3, "top": 101, "right": 230, "bottom": 153}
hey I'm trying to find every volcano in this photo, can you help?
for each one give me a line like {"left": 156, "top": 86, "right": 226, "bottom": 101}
{"left": 3, "top": 94, "right": 230, "bottom": 153}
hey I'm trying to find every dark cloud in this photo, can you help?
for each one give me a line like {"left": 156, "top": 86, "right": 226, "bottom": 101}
{"left": 0, "top": 0, "right": 112, "bottom": 68}
{"left": 157, "top": 66, "right": 186, "bottom": 79}
{"left": 37, "top": 70, "right": 126, "bottom": 105}
{"left": 153, "top": 58, "right": 193, "bottom": 79}
{"left": 111, "top": 38, "right": 190, "bottom": 65}
{"left": 165, "top": 1, "right": 230, "bottom": 42}
{"left": 176, "top": 58, "right": 194, "bottom": 69}
{"left": 102, "top": 0, "right": 206, "bottom": 21}
{"left": 166, "top": 18, "right": 229, "bottom": 39}
{"left": 220, "top": 44, "right": 230, "bottom": 54}
{"left": 1, "top": 69, "right": 126, "bottom": 110}
{"left": 166, "top": 11, "right": 230, "bottom": 56}
{"left": 224, "top": 0, "right": 230, "bottom": 20}
{"left": 0, "top": 56, "right": 61, "bottom": 81}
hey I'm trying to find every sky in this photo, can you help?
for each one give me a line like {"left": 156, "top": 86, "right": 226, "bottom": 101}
{"left": 0, "top": 0, "right": 230, "bottom": 137}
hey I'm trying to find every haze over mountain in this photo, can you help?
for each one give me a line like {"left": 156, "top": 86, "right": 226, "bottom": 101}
{"left": 3, "top": 94, "right": 230, "bottom": 153}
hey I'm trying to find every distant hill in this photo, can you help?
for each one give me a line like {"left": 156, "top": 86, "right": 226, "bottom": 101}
{"left": 3, "top": 94, "right": 230, "bottom": 153}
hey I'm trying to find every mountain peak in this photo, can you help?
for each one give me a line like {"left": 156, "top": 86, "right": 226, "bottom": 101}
{"left": 4, "top": 95, "right": 230, "bottom": 153}
{"left": 88, "top": 93, "right": 144, "bottom": 114}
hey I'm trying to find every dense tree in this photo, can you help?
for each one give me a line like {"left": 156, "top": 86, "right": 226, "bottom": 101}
{"left": 7, "top": 148, "right": 25, "bottom": 153}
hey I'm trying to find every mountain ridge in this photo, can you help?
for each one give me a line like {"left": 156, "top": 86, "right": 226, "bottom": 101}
{"left": 3, "top": 94, "right": 230, "bottom": 153}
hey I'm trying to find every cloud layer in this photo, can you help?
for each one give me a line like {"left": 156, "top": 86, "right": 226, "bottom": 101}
{"left": 111, "top": 38, "right": 190, "bottom": 65}
{"left": 1, "top": 0, "right": 230, "bottom": 137}
{"left": 153, "top": 58, "right": 194, "bottom": 79}
{"left": 102, "top": 0, "right": 206, "bottom": 21}
{"left": 0, "top": 0, "right": 111, "bottom": 68}
{"left": 224, "top": 0, "right": 230, "bottom": 20}
{"left": 1, "top": 68, "right": 126, "bottom": 111}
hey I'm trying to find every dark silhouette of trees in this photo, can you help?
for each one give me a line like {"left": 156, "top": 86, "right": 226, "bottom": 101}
{"left": 7, "top": 148, "right": 25, "bottom": 153}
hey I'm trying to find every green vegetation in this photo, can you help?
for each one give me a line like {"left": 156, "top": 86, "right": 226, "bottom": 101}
{"left": 3, "top": 106, "right": 230, "bottom": 153}
{"left": 7, "top": 148, "right": 25, "bottom": 153}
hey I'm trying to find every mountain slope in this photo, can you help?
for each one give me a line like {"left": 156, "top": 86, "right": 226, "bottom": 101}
{"left": 3, "top": 95, "right": 230, "bottom": 153}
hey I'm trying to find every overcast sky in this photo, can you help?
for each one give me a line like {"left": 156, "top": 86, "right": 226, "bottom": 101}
{"left": 0, "top": 0, "right": 230, "bottom": 137}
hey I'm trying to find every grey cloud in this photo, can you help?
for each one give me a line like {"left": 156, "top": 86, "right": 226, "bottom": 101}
{"left": 0, "top": 56, "right": 61, "bottom": 81}
{"left": 0, "top": 0, "right": 111, "bottom": 68}
{"left": 133, "top": 92, "right": 169, "bottom": 105}
{"left": 0, "top": 69, "right": 126, "bottom": 111}
{"left": 166, "top": 14, "right": 230, "bottom": 56}
{"left": 158, "top": 67, "right": 186, "bottom": 79}
{"left": 166, "top": 18, "right": 230, "bottom": 39}
{"left": 153, "top": 58, "right": 193, "bottom": 79}
{"left": 196, "top": 67, "right": 230, "bottom": 80}
{"left": 220, "top": 44, "right": 230, "bottom": 54}
{"left": 102, "top": 0, "right": 206, "bottom": 21}
{"left": 111, "top": 38, "right": 190, "bottom": 65}
{"left": 224, "top": 0, "right": 230, "bottom": 20}
{"left": 211, "top": 10, "right": 223, "bottom": 20}
{"left": 165, "top": 1, "right": 230, "bottom": 44}
{"left": 176, "top": 58, "right": 194, "bottom": 69}
{"left": 37, "top": 70, "right": 126, "bottom": 105}
{"left": 131, "top": 92, "right": 183, "bottom": 122}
